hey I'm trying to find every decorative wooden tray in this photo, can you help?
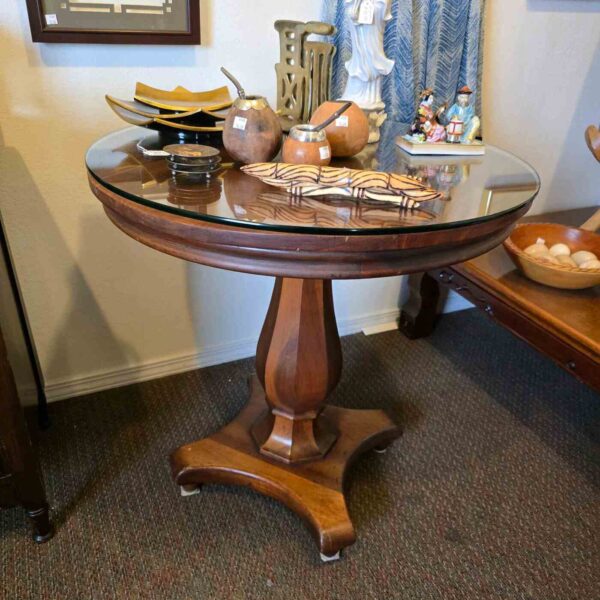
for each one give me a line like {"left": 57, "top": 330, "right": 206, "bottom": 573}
{"left": 105, "top": 83, "right": 231, "bottom": 138}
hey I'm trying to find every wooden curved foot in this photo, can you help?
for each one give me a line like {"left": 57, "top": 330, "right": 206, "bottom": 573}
{"left": 171, "top": 376, "right": 399, "bottom": 556}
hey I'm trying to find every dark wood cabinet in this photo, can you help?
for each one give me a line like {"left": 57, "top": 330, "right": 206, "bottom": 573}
{"left": 0, "top": 325, "right": 52, "bottom": 542}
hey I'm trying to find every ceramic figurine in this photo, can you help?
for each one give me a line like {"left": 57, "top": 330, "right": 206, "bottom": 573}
{"left": 408, "top": 89, "right": 435, "bottom": 140}
{"left": 427, "top": 104, "right": 447, "bottom": 143}
{"left": 446, "top": 115, "right": 464, "bottom": 143}
{"left": 445, "top": 86, "right": 480, "bottom": 144}
{"left": 397, "top": 86, "right": 484, "bottom": 156}
{"left": 408, "top": 90, "right": 447, "bottom": 143}
{"left": 341, "top": 0, "right": 395, "bottom": 143}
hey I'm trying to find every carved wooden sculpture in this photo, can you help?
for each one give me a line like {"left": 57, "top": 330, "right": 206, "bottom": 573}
{"left": 242, "top": 162, "right": 443, "bottom": 208}
{"left": 274, "top": 20, "right": 336, "bottom": 132}
{"left": 583, "top": 124, "right": 600, "bottom": 231}
{"left": 585, "top": 123, "right": 600, "bottom": 163}
{"left": 305, "top": 41, "right": 336, "bottom": 123}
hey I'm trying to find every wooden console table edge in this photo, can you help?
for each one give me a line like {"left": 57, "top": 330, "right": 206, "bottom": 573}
{"left": 452, "top": 262, "right": 600, "bottom": 362}
{"left": 425, "top": 266, "right": 600, "bottom": 392}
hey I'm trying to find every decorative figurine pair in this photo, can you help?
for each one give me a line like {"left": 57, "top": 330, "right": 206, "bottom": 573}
{"left": 399, "top": 85, "right": 484, "bottom": 156}
{"left": 410, "top": 86, "right": 480, "bottom": 145}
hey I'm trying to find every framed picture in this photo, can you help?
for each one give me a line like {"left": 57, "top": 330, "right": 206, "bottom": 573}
{"left": 25, "top": 0, "right": 200, "bottom": 44}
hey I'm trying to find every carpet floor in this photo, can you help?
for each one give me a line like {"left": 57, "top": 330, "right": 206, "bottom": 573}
{"left": 1, "top": 309, "right": 599, "bottom": 600}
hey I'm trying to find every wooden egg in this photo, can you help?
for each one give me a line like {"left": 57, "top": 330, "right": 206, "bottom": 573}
{"left": 579, "top": 259, "right": 600, "bottom": 270}
{"left": 549, "top": 243, "right": 570, "bottom": 257}
{"left": 556, "top": 255, "right": 577, "bottom": 267}
{"left": 571, "top": 250, "right": 597, "bottom": 266}
{"left": 310, "top": 101, "right": 369, "bottom": 157}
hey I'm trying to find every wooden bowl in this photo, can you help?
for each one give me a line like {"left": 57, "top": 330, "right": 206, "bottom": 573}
{"left": 504, "top": 223, "right": 600, "bottom": 289}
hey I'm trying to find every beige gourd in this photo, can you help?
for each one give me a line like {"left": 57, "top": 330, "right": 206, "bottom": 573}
{"left": 524, "top": 238, "right": 549, "bottom": 257}
{"left": 556, "top": 255, "right": 577, "bottom": 267}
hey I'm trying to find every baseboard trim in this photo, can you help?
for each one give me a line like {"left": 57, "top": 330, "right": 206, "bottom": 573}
{"left": 43, "top": 307, "right": 402, "bottom": 403}
{"left": 44, "top": 337, "right": 258, "bottom": 403}
{"left": 40, "top": 296, "right": 473, "bottom": 404}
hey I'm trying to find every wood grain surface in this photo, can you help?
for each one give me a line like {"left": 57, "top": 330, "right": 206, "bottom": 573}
{"left": 89, "top": 174, "right": 531, "bottom": 279}
{"left": 171, "top": 375, "right": 399, "bottom": 556}
{"left": 89, "top": 167, "right": 532, "bottom": 556}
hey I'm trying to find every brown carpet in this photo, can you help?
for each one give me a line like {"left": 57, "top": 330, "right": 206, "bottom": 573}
{"left": 1, "top": 309, "right": 599, "bottom": 600}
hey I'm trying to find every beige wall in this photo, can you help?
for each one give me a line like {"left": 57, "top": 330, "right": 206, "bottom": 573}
{"left": 0, "top": 0, "right": 407, "bottom": 403}
{"left": 483, "top": 0, "right": 600, "bottom": 212}
{"left": 0, "top": 0, "right": 598, "bottom": 403}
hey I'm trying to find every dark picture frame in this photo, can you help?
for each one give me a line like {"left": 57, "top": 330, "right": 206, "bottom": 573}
{"left": 25, "top": 0, "right": 200, "bottom": 44}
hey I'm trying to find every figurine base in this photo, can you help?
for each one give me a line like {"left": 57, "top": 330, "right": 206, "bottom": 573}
{"left": 363, "top": 108, "right": 387, "bottom": 144}
{"left": 396, "top": 136, "right": 485, "bottom": 156}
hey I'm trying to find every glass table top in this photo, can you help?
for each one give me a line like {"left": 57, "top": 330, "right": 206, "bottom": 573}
{"left": 86, "top": 124, "right": 540, "bottom": 235}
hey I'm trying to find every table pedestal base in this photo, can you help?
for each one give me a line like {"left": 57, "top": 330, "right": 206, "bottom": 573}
{"left": 170, "top": 375, "right": 399, "bottom": 557}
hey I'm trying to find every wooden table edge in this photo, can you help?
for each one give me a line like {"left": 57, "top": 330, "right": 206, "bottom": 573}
{"left": 452, "top": 261, "right": 600, "bottom": 361}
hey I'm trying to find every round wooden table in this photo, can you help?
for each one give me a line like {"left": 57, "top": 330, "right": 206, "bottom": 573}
{"left": 86, "top": 127, "right": 539, "bottom": 560}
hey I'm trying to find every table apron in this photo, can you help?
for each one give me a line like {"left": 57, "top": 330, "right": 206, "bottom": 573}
{"left": 104, "top": 203, "right": 520, "bottom": 279}
{"left": 91, "top": 176, "right": 531, "bottom": 279}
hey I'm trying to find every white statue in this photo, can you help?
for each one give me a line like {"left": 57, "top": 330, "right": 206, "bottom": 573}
{"left": 341, "top": 0, "right": 394, "bottom": 143}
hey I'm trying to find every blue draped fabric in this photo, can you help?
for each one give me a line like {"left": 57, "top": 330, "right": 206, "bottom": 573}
{"left": 321, "top": 0, "right": 485, "bottom": 124}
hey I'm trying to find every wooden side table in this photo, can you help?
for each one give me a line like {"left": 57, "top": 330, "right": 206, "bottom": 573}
{"left": 400, "top": 207, "right": 600, "bottom": 392}
{"left": 87, "top": 127, "right": 539, "bottom": 559}
{"left": 0, "top": 324, "right": 53, "bottom": 543}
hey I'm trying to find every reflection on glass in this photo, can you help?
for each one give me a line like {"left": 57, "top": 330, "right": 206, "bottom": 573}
{"left": 167, "top": 175, "right": 223, "bottom": 210}
{"left": 86, "top": 125, "right": 540, "bottom": 234}
{"left": 395, "top": 151, "right": 483, "bottom": 199}
{"left": 479, "top": 182, "right": 541, "bottom": 217}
